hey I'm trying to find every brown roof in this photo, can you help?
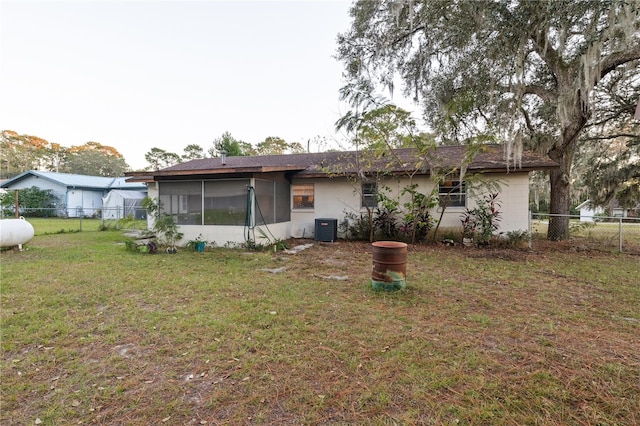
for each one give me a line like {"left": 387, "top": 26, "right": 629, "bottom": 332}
{"left": 126, "top": 144, "right": 557, "bottom": 181}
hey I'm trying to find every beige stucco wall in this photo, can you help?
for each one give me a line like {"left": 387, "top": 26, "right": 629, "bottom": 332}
{"left": 435, "top": 172, "right": 531, "bottom": 233}
{"left": 291, "top": 172, "right": 531, "bottom": 239}
{"left": 484, "top": 173, "right": 531, "bottom": 234}
{"left": 145, "top": 183, "right": 158, "bottom": 231}
{"left": 290, "top": 177, "right": 359, "bottom": 238}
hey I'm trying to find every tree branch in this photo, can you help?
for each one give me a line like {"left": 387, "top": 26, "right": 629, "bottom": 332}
{"left": 520, "top": 84, "right": 557, "bottom": 103}
{"left": 587, "top": 107, "right": 635, "bottom": 127}
{"left": 581, "top": 133, "right": 639, "bottom": 142}
{"left": 530, "top": 27, "right": 565, "bottom": 77}
{"left": 600, "top": 46, "right": 640, "bottom": 79}
{"left": 392, "top": 25, "right": 426, "bottom": 47}
{"left": 520, "top": 106, "right": 535, "bottom": 133}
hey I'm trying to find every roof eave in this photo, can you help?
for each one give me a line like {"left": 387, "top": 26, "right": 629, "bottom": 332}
{"left": 125, "top": 176, "right": 154, "bottom": 183}
{"left": 466, "top": 165, "right": 558, "bottom": 173}
{"left": 294, "top": 165, "right": 556, "bottom": 179}
{"left": 136, "top": 165, "right": 307, "bottom": 179}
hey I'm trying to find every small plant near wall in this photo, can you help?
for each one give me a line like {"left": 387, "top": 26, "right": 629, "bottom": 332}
{"left": 373, "top": 194, "right": 400, "bottom": 240}
{"left": 339, "top": 211, "right": 372, "bottom": 241}
{"left": 341, "top": 184, "right": 438, "bottom": 244}
{"left": 505, "top": 230, "right": 529, "bottom": 248}
{"left": 255, "top": 228, "right": 289, "bottom": 252}
{"left": 460, "top": 193, "right": 502, "bottom": 246}
{"left": 186, "top": 234, "right": 208, "bottom": 252}
{"left": 154, "top": 213, "right": 183, "bottom": 253}
{"left": 475, "top": 193, "right": 502, "bottom": 245}
{"left": 142, "top": 197, "right": 183, "bottom": 253}
{"left": 400, "top": 184, "right": 437, "bottom": 243}
{"left": 460, "top": 211, "right": 477, "bottom": 246}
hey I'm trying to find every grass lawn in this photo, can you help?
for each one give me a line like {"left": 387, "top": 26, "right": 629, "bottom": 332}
{"left": 1, "top": 231, "right": 639, "bottom": 425}
{"left": 18, "top": 217, "right": 147, "bottom": 236}
{"left": 531, "top": 219, "right": 640, "bottom": 254}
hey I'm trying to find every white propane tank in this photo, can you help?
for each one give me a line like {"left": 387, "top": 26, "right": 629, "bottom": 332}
{"left": 0, "top": 217, "right": 35, "bottom": 248}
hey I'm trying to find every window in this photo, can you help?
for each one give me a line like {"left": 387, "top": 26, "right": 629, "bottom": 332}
{"left": 292, "top": 184, "right": 314, "bottom": 209}
{"left": 361, "top": 182, "right": 378, "bottom": 208}
{"left": 439, "top": 180, "right": 466, "bottom": 207}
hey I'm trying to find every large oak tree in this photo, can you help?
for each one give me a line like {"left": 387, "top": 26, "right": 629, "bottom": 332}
{"left": 64, "top": 141, "right": 129, "bottom": 176}
{"left": 337, "top": 0, "right": 640, "bottom": 239}
{"left": 1, "top": 131, "right": 129, "bottom": 177}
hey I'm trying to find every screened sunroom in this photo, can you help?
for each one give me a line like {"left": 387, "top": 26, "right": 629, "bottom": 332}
{"left": 155, "top": 175, "right": 291, "bottom": 245}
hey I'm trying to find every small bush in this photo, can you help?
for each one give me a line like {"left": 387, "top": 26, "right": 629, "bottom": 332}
{"left": 1, "top": 187, "right": 58, "bottom": 217}
{"left": 505, "top": 230, "right": 529, "bottom": 247}
{"left": 339, "top": 211, "right": 372, "bottom": 241}
{"left": 373, "top": 205, "right": 400, "bottom": 240}
{"left": 460, "top": 193, "right": 502, "bottom": 245}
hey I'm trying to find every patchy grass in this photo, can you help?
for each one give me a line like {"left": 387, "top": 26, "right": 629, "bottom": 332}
{"left": 13, "top": 217, "right": 104, "bottom": 235}
{"left": 1, "top": 232, "right": 639, "bottom": 425}
{"left": 531, "top": 219, "right": 640, "bottom": 254}
{"left": 8, "top": 217, "right": 147, "bottom": 236}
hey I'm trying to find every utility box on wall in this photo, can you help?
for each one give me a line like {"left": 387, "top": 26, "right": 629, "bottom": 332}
{"left": 315, "top": 218, "right": 337, "bottom": 242}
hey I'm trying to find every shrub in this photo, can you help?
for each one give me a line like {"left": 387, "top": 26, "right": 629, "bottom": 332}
{"left": 373, "top": 205, "right": 400, "bottom": 240}
{"left": 506, "top": 230, "right": 529, "bottom": 247}
{"left": 141, "top": 197, "right": 183, "bottom": 248}
{"left": 400, "top": 184, "right": 438, "bottom": 243}
{"left": 460, "top": 193, "right": 502, "bottom": 246}
{"left": 1, "top": 186, "right": 58, "bottom": 217}
{"left": 340, "top": 211, "right": 372, "bottom": 241}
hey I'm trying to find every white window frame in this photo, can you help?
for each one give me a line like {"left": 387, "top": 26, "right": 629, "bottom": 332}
{"left": 439, "top": 180, "right": 466, "bottom": 208}
{"left": 361, "top": 182, "right": 378, "bottom": 208}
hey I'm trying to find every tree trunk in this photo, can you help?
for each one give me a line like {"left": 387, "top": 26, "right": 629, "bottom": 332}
{"left": 547, "top": 106, "right": 587, "bottom": 240}
{"left": 547, "top": 160, "right": 571, "bottom": 240}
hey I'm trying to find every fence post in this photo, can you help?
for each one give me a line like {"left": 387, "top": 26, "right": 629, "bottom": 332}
{"left": 14, "top": 190, "right": 19, "bottom": 218}
{"left": 528, "top": 210, "right": 532, "bottom": 249}
{"left": 619, "top": 216, "right": 623, "bottom": 253}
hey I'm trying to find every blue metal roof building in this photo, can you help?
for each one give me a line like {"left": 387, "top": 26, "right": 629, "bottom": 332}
{"left": 1, "top": 170, "right": 147, "bottom": 217}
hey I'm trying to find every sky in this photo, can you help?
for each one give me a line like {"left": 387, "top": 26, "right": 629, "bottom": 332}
{"left": 1, "top": 0, "right": 404, "bottom": 170}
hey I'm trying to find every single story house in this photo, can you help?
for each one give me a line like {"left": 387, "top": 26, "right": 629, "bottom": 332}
{"left": 126, "top": 144, "right": 558, "bottom": 246}
{"left": 1, "top": 170, "right": 147, "bottom": 217}
{"left": 575, "top": 200, "right": 605, "bottom": 222}
{"left": 608, "top": 199, "right": 640, "bottom": 218}
{"left": 576, "top": 199, "right": 640, "bottom": 220}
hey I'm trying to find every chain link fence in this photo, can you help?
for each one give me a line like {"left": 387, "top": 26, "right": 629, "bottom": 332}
{"left": 530, "top": 212, "right": 640, "bottom": 254}
{"left": 4, "top": 206, "right": 639, "bottom": 253}
{"left": 1, "top": 207, "right": 148, "bottom": 235}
